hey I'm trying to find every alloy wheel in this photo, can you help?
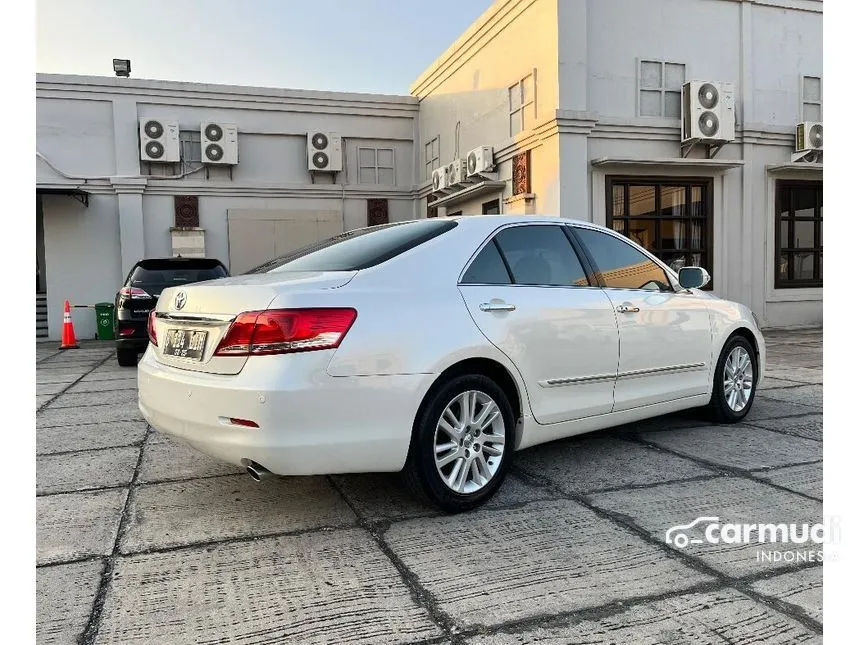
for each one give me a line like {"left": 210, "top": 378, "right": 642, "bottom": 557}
{"left": 723, "top": 346, "right": 754, "bottom": 412}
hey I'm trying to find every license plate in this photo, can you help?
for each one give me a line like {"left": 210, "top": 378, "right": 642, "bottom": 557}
{"left": 163, "top": 329, "right": 208, "bottom": 361}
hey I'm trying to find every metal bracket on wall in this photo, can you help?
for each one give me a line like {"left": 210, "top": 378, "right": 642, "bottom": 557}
{"left": 681, "top": 139, "right": 727, "bottom": 160}
{"left": 70, "top": 192, "right": 88, "bottom": 207}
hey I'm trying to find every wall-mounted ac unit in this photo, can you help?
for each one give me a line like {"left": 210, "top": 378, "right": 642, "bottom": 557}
{"left": 447, "top": 158, "right": 467, "bottom": 186}
{"left": 140, "top": 119, "right": 180, "bottom": 162}
{"left": 201, "top": 122, "right": 238, "bottom": 165}
{"left": 431, "top": 167, "right": 448, "bottom": 193}
{"left": 467, "top": 146, "right": 495, "bottom": 177}
{"left": 795, "top": 122, "right": 823, "bottom": 153}
{"left": 681, "top": 81, "right": 735, "bottom": 143}
{"left": 307, "top": 132, "right": 343, "bottom": 172}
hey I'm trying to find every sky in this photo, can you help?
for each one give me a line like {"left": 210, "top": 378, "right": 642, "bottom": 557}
{"left": 36, "top": 0, "right": 493, "bottom": 95}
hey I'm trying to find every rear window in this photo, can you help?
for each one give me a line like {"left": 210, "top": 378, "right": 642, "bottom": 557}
{"left": 128, "top": 260, "right": 228, "bottom": 291}
{"left": 246, "top": 219, "right": 458, "bottom": 274}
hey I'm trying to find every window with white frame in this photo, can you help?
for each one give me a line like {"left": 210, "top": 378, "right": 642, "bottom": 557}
{"left": 802, "top": 76, "right": 822, "bottom": 121}
{"left": 424, "top": 136, "right": 440, "bottom": 181}
{"left": 508, "top": 72, "right": 536, "bottom": 136}
{"left": 638, "top": 60, "right": 686, "bottom": 118}
{"left": 358, "top": 147, "right": 395, "bottom": 185}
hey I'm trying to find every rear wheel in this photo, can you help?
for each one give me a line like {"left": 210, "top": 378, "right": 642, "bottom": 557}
{"left": 404, "top": 374, "right": 514, "bottom": 513}
{"left": 116, "top": 348, "right": 138, "bottom": 367}
{"left": 706, "top": 335, "right": 757, "bottom": 423}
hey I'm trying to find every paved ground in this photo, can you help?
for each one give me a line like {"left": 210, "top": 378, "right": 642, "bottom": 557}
{"left": 36, "top": 329, "right": 823, "bottom": 645}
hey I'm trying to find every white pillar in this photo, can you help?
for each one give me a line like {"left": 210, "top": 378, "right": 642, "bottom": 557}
{"left": 110, "top": 177, "right": 147, "bottom": 278}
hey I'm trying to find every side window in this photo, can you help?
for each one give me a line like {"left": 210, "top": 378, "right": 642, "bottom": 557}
{"left": 575, "top": 227, "right": 672, "bottom": 292}
{"left": 494, "top": 225, "right": 590, "bottom": 287}
{"left": 461, "top": 242, "right": 511, "bottom": 285}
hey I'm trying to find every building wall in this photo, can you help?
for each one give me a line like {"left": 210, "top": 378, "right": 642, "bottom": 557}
{"left": 36, "top": 75, "right": 418, "bottom": 339}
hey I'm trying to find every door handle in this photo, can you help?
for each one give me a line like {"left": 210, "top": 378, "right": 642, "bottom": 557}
{"left": 479, "top": 301, "right": 516, "bottom": 312}
{"left": 616, "top": 304, "right": 640, "bottom": 314}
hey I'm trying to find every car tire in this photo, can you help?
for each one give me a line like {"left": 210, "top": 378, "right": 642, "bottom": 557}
{"left": 404, "top": 374, "right": 515, "bottom": 513}
{"left": 116, "top": 349, "right": 138, "bottom": 367}
{"left": 706, "top": 335, "right": 758, "bottom": 423}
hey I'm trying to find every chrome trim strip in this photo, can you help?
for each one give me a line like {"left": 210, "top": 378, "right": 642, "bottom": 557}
{"left": 538, "top": 362, "right": 706, "bottom": 388}
{"left": 155, "top": 312, "right": 235, "bottom": 325}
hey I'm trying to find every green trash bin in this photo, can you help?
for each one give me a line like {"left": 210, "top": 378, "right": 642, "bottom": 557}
{"left": 94, "top": 302, "right": 115, "bottom": 340}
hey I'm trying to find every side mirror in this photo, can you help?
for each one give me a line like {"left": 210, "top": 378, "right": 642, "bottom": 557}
{"left": 678, "top": 266, "right": 711, "bottom": 289}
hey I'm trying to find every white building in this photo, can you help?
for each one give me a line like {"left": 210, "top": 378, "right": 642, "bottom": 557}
{"left": 36, "top": 0, "right": 822, "bottom": 340}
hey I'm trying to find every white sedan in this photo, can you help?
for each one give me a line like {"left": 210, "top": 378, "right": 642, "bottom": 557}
{"left": 138, "top": 215, "right": 765, "bottom": 512}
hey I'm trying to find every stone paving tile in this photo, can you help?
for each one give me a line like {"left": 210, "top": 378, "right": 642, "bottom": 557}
{"left": 746, "top": 415, "right": 822, "bottom": 441}
{"left": 750, "top": 567, "right": 823, "bottom": 624}
{"left": 37, "top": 404, "right": 143, "bottom": 428}
{"left": 48, "top": 388, "right": 138, "bottom": 409}
{"left": 37, "top": 372, "right": 82, "bottom": 386}
{"left": 81, "top": 369, "right": 138, "bottom": 382}
{"left": 120, "top": 474, "right": 356, "bottom": 553}
{"left": 384, "top": 499, "right": 711, "bottom": 629}
{"left": 37, "top": 446, "right": 140, "bottom": 495}
{"left": 137, "top": 433, "right": 243, "bottom": 484}
{"left": 467, "top": 588, "right": 821, "bottom": 644}
{"left": 760, "top": 377, "right": 808, "bottom": 391}
{"left": 606, "top": 410, "right": 705, "bottom": 437}
{"left": 516, "top": 435, "right": 713, "bottom": 494}
{"left": 333, "top": 471, "right": 551, "bottom": 522}
{"left": 640, "top": 425, "right": 822, "bottom": 471}
{"left": 750, "top": 462, "right": 823, "bottom": 500}
{"left": 37, "top": 420, "right": 149, "bottom": 455}
{"left": 37, "top": 559, "right": 105, "bottom": 645}
{"left": 37, "top": 382, "right": 71, "bottom": 396}
{"left": 744, "top": 398, "right": 818, "bottom": 421}
{"left": 67, "top": 377, "right": 137, "bottom": 394}
{"left": 37, "top": 489, "right": 127, "bottom": 565}
{"left": 97, "top": 529, "right": 440, "bottom": 645}
{"left": 764, "top": 367, "right": 822, "bottom": 385}
{"left": 37, "top": 394, "right": 54, "bottom": 407}
{"left": 588, "top": 477, "right": 822, "bottom": 578}
{"left": 759, "top": 385, "right": 823, "bottom": 408}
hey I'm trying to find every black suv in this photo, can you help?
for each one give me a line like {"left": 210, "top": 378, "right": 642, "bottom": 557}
{"left": 114, "top": 258, "right": 229, "bottom": 366}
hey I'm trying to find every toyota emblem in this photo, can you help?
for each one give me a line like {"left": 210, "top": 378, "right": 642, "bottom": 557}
{"left": 174, "top": 291, "right": 187, "bottom": 310}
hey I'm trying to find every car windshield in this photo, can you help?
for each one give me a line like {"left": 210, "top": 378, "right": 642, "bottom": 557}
{"left": 128, "top": 260, "right": 228, "bottom": 295}
{"left": 246, "top": 219, "right": 458, "bottom": 274}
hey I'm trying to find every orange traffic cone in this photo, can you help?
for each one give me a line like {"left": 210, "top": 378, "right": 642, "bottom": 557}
{"left": 59, "top": 300, "right": 79, "bottom": 349}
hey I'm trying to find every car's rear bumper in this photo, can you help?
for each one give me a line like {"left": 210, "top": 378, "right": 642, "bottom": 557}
{"left": 116, "top": 318, "right": 148, "bottom": 352}
{"left": 137, "top": 346, "right": 430, "bottom": 476}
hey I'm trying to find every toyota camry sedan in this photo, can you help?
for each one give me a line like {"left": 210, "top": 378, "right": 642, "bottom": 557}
{"left": 138, "top": 215, "right": 764, "bottom": 512}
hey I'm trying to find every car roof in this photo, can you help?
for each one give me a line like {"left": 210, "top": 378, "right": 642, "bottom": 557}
{"left": 444, "top": 214, "right": 602, "bottom": 230}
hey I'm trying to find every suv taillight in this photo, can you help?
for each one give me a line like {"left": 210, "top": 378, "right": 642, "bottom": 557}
{"left": 120, "top": 286, "right": 152, "bottom": 299}
{"left": 147, "top": 310, "right": 158, "bottom": 346}
{"left": 213, "top": 308, "right": 357, "bottom": 357}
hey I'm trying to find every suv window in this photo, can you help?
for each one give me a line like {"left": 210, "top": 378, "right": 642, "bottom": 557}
{"left": 128, "top": 260, "right": 228, "bottom": 295}
{"left": 493, "top": 225, "right": 590, "bottom": 287}
{"left": 574, "top": 227, "right": 672, "bottom": 292}
{"left": 461, "top": 242, "right": 511, "bottom": 284}
{"left": 247, "top": 219, "right": 457, "bottom": 274}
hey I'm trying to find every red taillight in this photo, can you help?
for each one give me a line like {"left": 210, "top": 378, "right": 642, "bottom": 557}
{"left": 147, "top": 310, "right": 158, "bottom": 346}
{"left": 120, "top": 286, "right": 152, "bottom": 299}
{"left": 213, "top": 308, "right": 357, "bottom": 357}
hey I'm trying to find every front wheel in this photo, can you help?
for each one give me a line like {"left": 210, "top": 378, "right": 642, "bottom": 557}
{"left": 404, "top": 375, "right": 515, "bottom": 513}
{"left": 706, "top": 335, "right": 757, "bottom": 423}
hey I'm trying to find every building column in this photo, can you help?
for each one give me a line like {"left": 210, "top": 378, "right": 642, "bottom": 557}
{"left": 110, "top": 177, "right": 147, "bottom": 278}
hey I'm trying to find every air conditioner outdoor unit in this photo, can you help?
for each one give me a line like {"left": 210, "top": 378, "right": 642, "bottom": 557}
{"left": 447, "top": 158, "right": 467, "bottom": 186}
{"left": 200, "top": 122, "right": 238, "bottom": 165}
{"left": 307, "top": 132, "right": 343, "bottom": 172}
{"left": 795, "top": 122, "right": 823, "bottom": 153}
{"left": 467, "top": 146, "right": 495, "bottom": 176}
{"left": 681, "top": 81, "right": 735, "bottom": 143}
{"left": 140, "top": 119, "right": 180, "bottom": 162}
{"left": 431, "top": 167, "right": 448, "bottom": 193}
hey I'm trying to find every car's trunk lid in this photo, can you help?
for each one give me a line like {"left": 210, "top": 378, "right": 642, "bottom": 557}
{"left": 151, "top": 271, "right": 356, "bottom": 374}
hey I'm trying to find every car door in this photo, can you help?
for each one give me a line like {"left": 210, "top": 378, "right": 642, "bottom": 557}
{"left": 458, "top": 223, "right": 619, "bottom": 424}
{"left": 571, "top": 225, "right": 712, "bottom": 412}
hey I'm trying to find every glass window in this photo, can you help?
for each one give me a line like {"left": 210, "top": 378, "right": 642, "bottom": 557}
{"left": 508, "top": 73, "right": 536, "bottom": 136}
{"left": 461, "top": 242, "right": 511, "bottom": 285}
{"left": 575, "top": 228, "right": 672, "bottom": 292}
{"left": 358, "top": 147, "right": 396, "bottom": 185}
{"left": 128, "top": 259, "right": 228, "bottom": 295}
{"left": 482, "top": 200, "right": 501, "bottom": 215}
{"left": 639, "top": 60, "right": 686, "bottom": 117}
{"left": 801, "top": 75, "right": 822, "bottom": 122}
{"left": 775, "top": 180, "right": 822, "bottom": 288}
{"left": 425, "top": 136, "right": 440, "bottom": 181}
{"left": 608, "top": 179, "right": 711, "bottom": 286}
{"left": 246, "top": 220, "right": 457, "bottom": 274}
{"left": 493, "top": 226, "right": 590, "bottom": 287}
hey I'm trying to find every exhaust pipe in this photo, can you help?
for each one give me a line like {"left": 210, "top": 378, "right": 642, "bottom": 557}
{"left": 245, "top": 461, "right": 272, "bottom": 482}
